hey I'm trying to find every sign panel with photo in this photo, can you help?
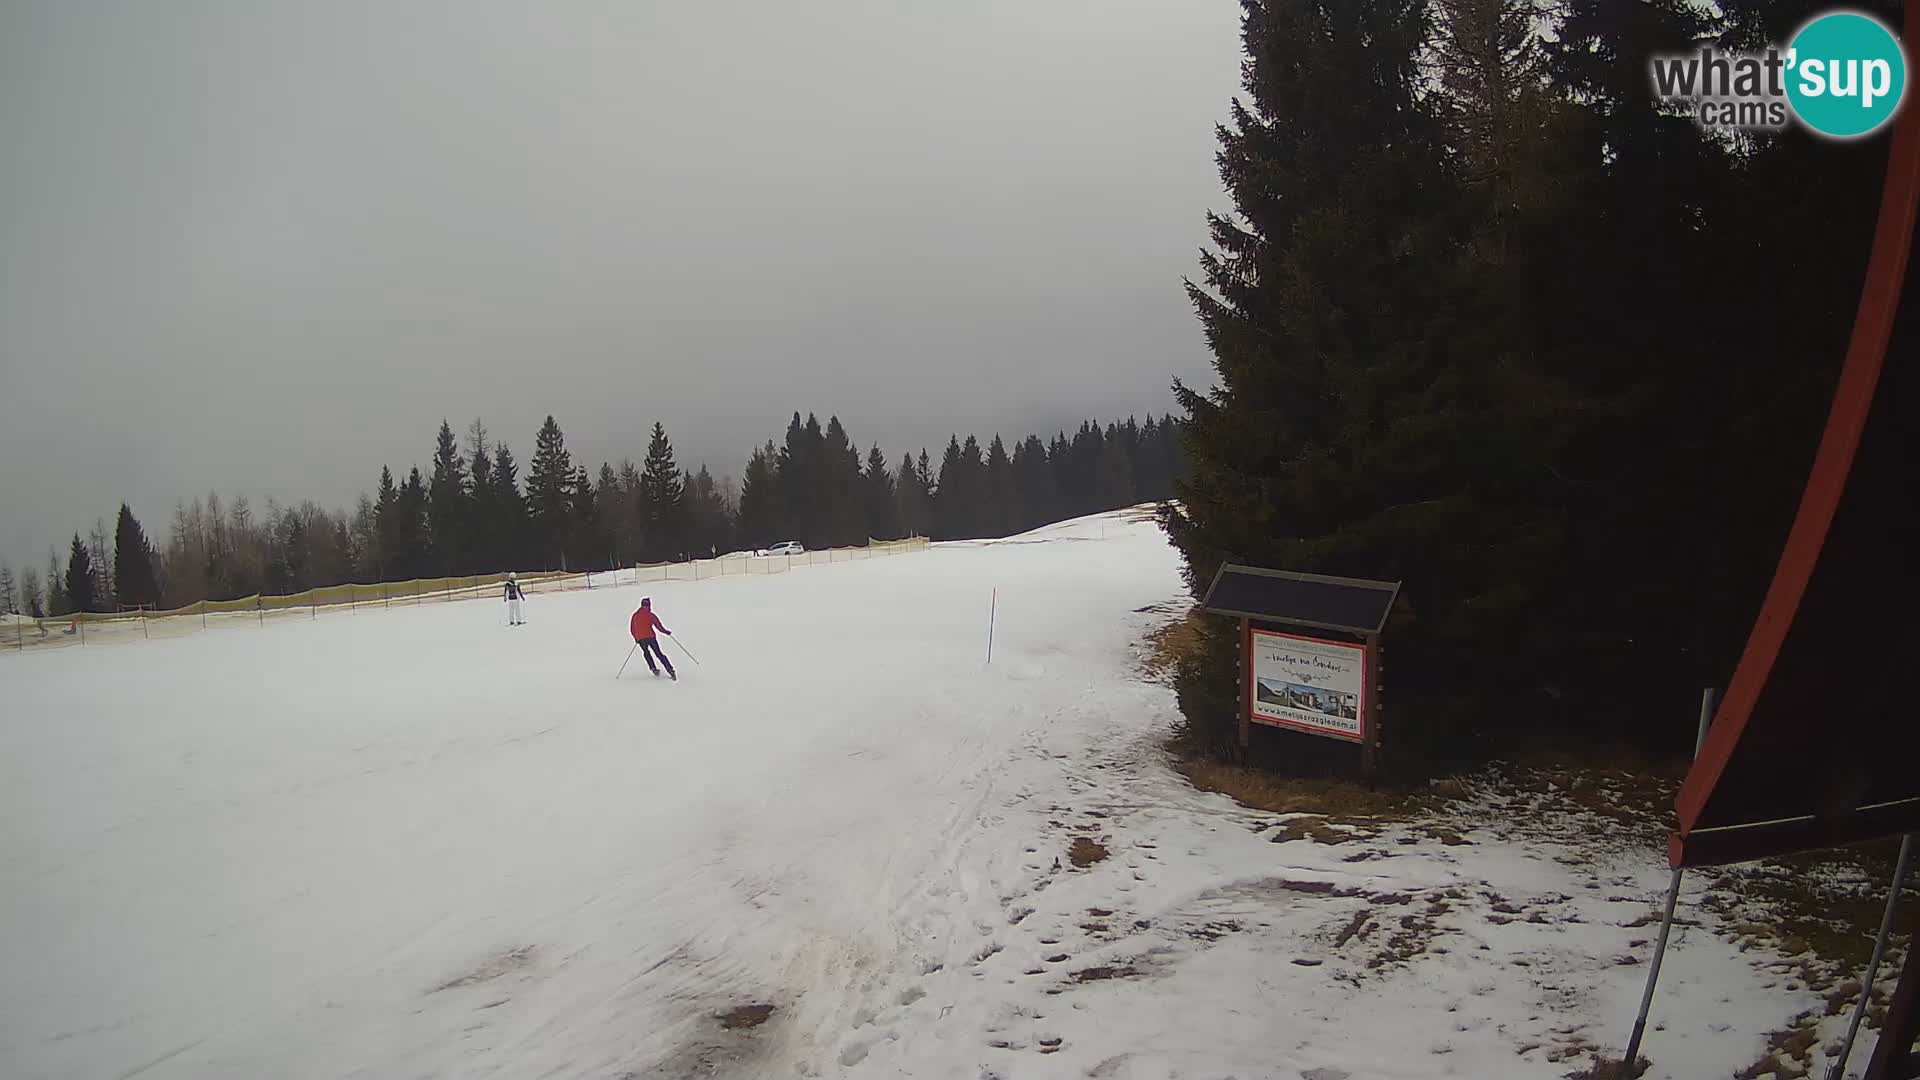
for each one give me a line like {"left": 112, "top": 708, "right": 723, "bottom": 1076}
{"left": 1246, "top": 628, "right": 1367, "bottom": 743}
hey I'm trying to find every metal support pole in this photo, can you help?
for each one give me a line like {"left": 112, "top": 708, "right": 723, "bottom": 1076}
{"left": 1829, "top": 833, "right": 1915, "bottom": 1080}
{"left": 1622, "top": 687, "right": 1718, "bottom": 1069}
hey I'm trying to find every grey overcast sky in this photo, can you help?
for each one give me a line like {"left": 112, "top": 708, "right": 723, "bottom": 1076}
{"left": 0, "top": 1, "right": 1241, "bottom": 570}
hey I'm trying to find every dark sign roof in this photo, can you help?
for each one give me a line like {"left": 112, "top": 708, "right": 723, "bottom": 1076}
{"left": 1670, "top": 111, "right": 1920, "bottom": 869}
{"left": 1200, "top": 564, "right": 1400, "bottom": 637}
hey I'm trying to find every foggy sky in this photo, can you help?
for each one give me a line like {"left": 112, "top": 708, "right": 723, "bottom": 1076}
{"left": 0, "top": 2, "right": 1241, "bottom": 571}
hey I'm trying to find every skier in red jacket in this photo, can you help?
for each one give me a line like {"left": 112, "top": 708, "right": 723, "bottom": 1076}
{"left": 629, "top": 597, "right": 676, "bottom": 680}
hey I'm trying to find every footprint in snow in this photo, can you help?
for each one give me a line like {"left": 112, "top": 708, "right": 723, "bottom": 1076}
{"left": 898, "top": 986, "right": 926, "bottom": 1006}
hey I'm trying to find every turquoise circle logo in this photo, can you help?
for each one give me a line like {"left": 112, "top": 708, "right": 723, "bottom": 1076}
{"left": 1787, "top": 11, "right": 1908, "bottom": 138}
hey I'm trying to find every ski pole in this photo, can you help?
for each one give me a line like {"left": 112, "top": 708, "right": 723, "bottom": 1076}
{"left": 668, "top": 635, "right": 701, "bottom": 666}
{"left": 616, "top": 641, "right": 638, "bottom": 678}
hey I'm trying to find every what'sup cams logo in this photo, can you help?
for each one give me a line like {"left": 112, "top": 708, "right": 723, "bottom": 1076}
{"left": 1651, "top": 9, "right": 1908, "bottom": 139}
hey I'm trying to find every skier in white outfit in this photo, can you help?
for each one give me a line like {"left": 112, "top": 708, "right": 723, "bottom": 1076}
{"left": 504, "top": 573, "right": 527, "bottom": 625}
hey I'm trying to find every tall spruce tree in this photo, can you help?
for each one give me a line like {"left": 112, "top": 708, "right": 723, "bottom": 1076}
{"left": 112, "top": 503, "right": 160, "bottom": 608}
{"left": 1163, "top": 0, "right": 1513, "bottom": 763}
{"left": 0, "top": 561, "right": 15, "bottom": 616}
{"left": 1012, "top": 435, "right": 1054, "bottom": 530}
{"left": 684, "top": 464, "right": 732, "bottom": 558}
{"left": 490, "top": 442, "right": 526, "bottom": 570}
{"left": 776, "top": 413, "right": 831, "bottom": 548}
{"left": 930, "top": 437, "right": 966, "bottom": 540}
{"left": 984, "top": 436, "right": 1016, "bottom": 537}
{"left": 373, "top": 467, "right": 400, "bottom": 579}
{"left": 863, "top": 444, "right": 897, "bottom": 541}
{"left": 738, "top": 442, "right": 781, "bottom": 549}
{"left": 65, "top": 534, "right": 97, "bottom": 614}
{"left": 639, "top": 422, "right": 686, "bottom": 562}
{"left": 395, "top": 468, "right": 430, "bottom": 579}
{"left": 467, "top": 421, "right": 495, "bottom": 573}
{"left": 893, "top": 451, "right": 928, "bottom": 538}
{"left": 525, "top": 417, "right": 575, "bottom": 569}
{"left": 823, "top": 416, "right": 864, "bottom": 548}
{"left": 427, "top": 420, "right": 468, "bottom": 575}
{"left": 611, "top": 459, "right": 645, "bottom": 563}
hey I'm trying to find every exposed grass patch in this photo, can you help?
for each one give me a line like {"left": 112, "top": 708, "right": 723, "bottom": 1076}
{"left": 1071, "top": 965, "right": 1138, "bottom": 983}
{"left": 1068, "top": 837, "right": 1110, "bottom": 868}
{"left": 1271, "top": 816, "right": 1378, "bottom": 845}
{"left": 1564, "top": 1055, "right": 1650, "bottom": 1080}
{"left": 1735, "top": 1012, "right": 1821, "bottom": 1079}
{"left": 1139, "top": 608, "right": 1207, "bottom": 683}
{"left": 716, "top": 1004, "right": 775, "bottom": 1030}
{"left": 1173, "top": 758, "right": 1426, "bottom": 820}
{"left": 1334, "top": 910, "right": 1372, "bottom": 948}
{"left": 1699, "top": 840, "right": 1915, "bottom": 995}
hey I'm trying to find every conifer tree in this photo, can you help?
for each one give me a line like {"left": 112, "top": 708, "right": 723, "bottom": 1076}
{"left": 525, "top": 416, "right": 575, "bottom": 568}
{"left": 373, "top": 467, "right": 400, "bottom": 580}
{"left": 863, "top": 445, "right": 897, "bottom": 541}
{"left": 467, "top": 421, "right": 495, "bottom": 573}
{"left": 112, "top": 503, "right": 161, "bottom": 608}
{"left": 984, "top": 436, "right": 1016, "bottom": 537}
{"left": 1162, "top": 0, "right": 1480, "bottom": 760}
{"left": 65, "top": 534, "right": 97, "bottom": 614}
{"left": 490, "top": 442, "right": 526, "bottom": 570}
{"left": 893, "top": 451, "right": 928, "bottom": 538}
{"left": 931, "top": 436, "right": 966, "bottom": 540}
{"left": 737, "top": 442, "right": 781, "bottom": 550}
{"left": 823, "top": 416, "right": 864, "bottom": 547}
{"left": 427, "top": 420, "right": 468, "bottom": 576}
{"left": 639, "top": 422, "right": 686, "bottom": 562}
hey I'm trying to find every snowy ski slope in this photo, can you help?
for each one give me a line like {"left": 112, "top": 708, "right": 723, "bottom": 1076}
{"left": 1, "top": 508, "right": 1840, "bottom": 1079}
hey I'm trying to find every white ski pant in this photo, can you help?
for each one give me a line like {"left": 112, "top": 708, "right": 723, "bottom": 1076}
{"left": 507, "top": 598, "right": 525, "bottom": 624}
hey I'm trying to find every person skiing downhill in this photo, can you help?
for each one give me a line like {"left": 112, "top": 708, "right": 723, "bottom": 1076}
{"left": 629, "top": 597, "right": 676, "bottom": 679}
{"left": 503, "top": 572, "right": 527, "bottom": 626}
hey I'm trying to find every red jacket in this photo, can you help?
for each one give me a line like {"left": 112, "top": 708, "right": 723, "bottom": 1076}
{"left": 631, "top": 608, "right": 667, "bottom": 641}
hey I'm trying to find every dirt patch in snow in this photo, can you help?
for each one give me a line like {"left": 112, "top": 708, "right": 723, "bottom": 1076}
{"left": 1270, "top": 816, "right": 1379, "bottom": 845}
{"left": 427, "top": 945, "right": 535, "bottom": 993}
{"left": 1563, "top": 1054, "right": 1650, "bottom": 1079}
{"left": 1172, "top": 758, "right": 1426, "bottom": 820}
{"left": 716, "top": 1003, "right": 775, "bottom": 1030}
{"left": 1069, "top": 837, "right": 1109, "bottom": 868}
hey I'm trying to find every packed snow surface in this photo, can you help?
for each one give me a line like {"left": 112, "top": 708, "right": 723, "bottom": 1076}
{"left": 0, "top": 509, "right": 1871, "bottom": 1078}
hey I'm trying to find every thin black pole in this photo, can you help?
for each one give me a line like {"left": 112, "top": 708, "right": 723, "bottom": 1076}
{"left": 987, "top": 588, "right": 997, "bottom": 664}
{"left": 1623, "top": 687, "right": 1717, "bottom": 1069}
{"left": 669, "top": 635, "right": 701, "bottom": 667}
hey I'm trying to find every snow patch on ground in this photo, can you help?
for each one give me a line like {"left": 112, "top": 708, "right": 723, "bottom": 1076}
{"left": 0, "top": 508, "right": 1887, "bottom": 1079}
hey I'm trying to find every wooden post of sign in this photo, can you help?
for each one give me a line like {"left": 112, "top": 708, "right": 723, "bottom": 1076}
{"left": 1361, "top": 637, "right": 1381, "bottom": 783}
{"left": 1238, "top": 618, "right": 1252, "bottom": 760}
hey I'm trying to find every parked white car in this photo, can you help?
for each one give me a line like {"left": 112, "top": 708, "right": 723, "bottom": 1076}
{"left": 763, "top": 541, "right": 805, "bottom": 557}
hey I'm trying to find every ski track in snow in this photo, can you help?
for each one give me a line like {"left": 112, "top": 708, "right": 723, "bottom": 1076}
{"left": 0, "top": 509, "right": 1863, "bottom": 1079}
